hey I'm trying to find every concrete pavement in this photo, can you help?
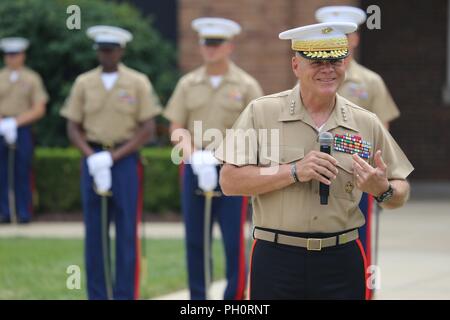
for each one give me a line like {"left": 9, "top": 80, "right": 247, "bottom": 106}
{"left": 1, "top": 199, "right": 449, "bottom": 299}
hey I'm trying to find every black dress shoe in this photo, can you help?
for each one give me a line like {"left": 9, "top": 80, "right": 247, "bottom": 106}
{"left": 0, "top": 216, "right": 11, "bottom": 224}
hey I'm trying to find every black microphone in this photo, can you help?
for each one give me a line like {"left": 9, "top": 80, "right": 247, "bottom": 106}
{"left": 319, "top": 132, "right": 334, "bottom": 205}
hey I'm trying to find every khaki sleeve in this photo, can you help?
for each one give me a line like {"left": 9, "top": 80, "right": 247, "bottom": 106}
{"left": 371, "top": 114, "right": 413, "bottom": 180}
{"left": 244, "top": 79, "right": 264, "bottom": 105}
{"left": 137, "top": 76, "right": 162, "bottom": 121}
{"left": 215, "top": 102, "right": 259, "bottom": 166}
{"left": 60, "top": 78, "right": 84, "bottom": 123}
{"left": 163, "top": 79, "right": 188, "bottom": 126}
{"left": 31, "top": 73, "right": 49, "bottom": 105}
{"left": 369, "top": 75, "right": 400, "bottom": 124}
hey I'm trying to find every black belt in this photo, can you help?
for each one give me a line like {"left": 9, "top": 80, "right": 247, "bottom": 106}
{"left": 88, "top": 141, "right": 125, "bottom": 150}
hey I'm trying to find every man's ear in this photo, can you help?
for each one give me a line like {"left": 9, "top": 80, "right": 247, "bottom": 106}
{"left": 292, "top": 54, "right": 301, "bottom": 77}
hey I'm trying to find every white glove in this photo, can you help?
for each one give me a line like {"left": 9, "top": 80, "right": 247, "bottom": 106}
{"left": 190, "top": 150, "right": 219, "bottom": 175}
{"left": 197, "top": 165, "right": 218, "bottom": 192}
{"left": 93, "top": 167, "right": 112, "bottom": 194}
{"left": 0, "top": 117, "right": 17, "bottom": 145}
{"left": 86, "top": 151, "right": 113, "bottom": 176}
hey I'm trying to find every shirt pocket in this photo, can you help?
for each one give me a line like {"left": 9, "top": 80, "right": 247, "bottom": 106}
{"left": 219, "top": 89, "right": 246, "bottom": 129}
{"left": 258, "top": 145, "right": 304, "bottom": 180}
{"left": 332, "top": 151, "right": 357, "bottom": 201}
{"left": 280, "top": 146, "right": 304, "bottom": 164}
{"left": 185, "top": 86, "right": 209, "bottom": 111}
{"left": 0, "top": 82, "right": 9, "bottom": 99}
{"left": 279, "top": 146, "right": 306, "bottom": 194}
{"left": 114, "top": 88, "right": 138, "bottom": 115}
{"left": 83, "top": 91, "right": 104, "bottom": 114}
{"left": 220, "top": 88, "right": 245, "bottom": 111}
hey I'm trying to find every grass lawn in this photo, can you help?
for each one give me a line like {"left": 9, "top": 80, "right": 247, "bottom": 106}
{"left": 0, "top": 238, "right": 225, "bottom": 299}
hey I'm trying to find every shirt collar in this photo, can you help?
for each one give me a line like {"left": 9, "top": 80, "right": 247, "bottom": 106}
{"left": 192, "top": 61, "right": 240, "bottom": 85}
{"left": 278, "top": 83, "right": 359, "bottom": 132}
{"left": 94, "top": 63, "right": 126, "bottom": 89}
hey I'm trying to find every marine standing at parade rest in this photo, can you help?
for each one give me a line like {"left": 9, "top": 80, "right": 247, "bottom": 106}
{"left": 61, "top": 26, "right": 161, "bottom": 300}
{"left": 164, "top": 17, "right": 263, "bottom": 300}
{"left": 0, "top": 37, "right": 48, "bottom": 224}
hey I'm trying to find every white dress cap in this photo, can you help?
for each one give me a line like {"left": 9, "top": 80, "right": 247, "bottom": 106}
{"left": 86, "top": 25, "right": 133, "bottom": 47}
{"left": 315, "top": 6, "right": 367, "bottom": 26}
{"left": 192, "top": 17, "right": 241, "bottom": 39}
{"left": 0, "top": 37, "right": 29, "bottom": 53}
{"left": 279, "top": 22, "right": 357, "bottom": 60}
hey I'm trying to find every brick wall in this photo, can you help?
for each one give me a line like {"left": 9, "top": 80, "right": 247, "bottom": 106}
{"left": 360, "top": 0, "right": 449, "bottom": 179}
{"left": 178, "top": 0, "right": 358, "bottom": 94}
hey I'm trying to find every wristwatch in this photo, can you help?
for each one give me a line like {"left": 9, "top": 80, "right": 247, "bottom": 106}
{"left": 374, "top": 183, "right": 394, "bottom": 203}
{"left": 290, "top": 162, "right": 300, "bottom": 183}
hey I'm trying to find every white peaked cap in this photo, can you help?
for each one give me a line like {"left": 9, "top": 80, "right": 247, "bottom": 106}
{"left": 279, "top": 22, "right": 357, "bottom": 60}
{"left": 86, "top": 25, "right": 133, "bottom": 47}
{"left": 0, "top": 37, "right": 29, "bottom": 53}
{"left": 315, "top": 6, "right": 367, "bottom": 26}
{"left": 192, "top": 17, "right": 241, "bottom": 39}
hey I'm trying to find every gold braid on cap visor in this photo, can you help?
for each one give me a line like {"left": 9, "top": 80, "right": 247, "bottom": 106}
{"left": 293, "top": 37, "right": 349, "bottom": 59}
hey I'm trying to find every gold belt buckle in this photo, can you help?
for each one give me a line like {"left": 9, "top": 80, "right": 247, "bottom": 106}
{"left": 307, "top": 238, "right": 322, "bottom": 251}
{"left": 102, "top": 143, "right": 114, "bottom": 150}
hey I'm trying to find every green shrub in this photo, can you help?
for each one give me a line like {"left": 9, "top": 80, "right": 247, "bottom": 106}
{"left": 0, "top": 0, "right": 178, "bottom": 147}
{"left": 33, "top": 147, "right": 181, "bottom": 214}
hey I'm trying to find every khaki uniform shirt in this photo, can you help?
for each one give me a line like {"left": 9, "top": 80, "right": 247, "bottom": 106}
{"left": 216, "top": 84, "right": 413, "bottom": 233}
{"left": 0, "top": 67, "right": 48, "bottom": 116}
{"left": 339, "top": 60, "right": 400, "bottom": 124}
{"left": 60, "top": 63, "right": 161, "bottom": 145}
{"left": 163, "top": 62, "right": 263, "bottom": 149}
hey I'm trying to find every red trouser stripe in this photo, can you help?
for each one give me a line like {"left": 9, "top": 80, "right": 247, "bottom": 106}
{"left": 356, "top": 239, "right": 370, "bottom": 300}
{"left": 234, "top": 196, "right": 248, "bottom": 300}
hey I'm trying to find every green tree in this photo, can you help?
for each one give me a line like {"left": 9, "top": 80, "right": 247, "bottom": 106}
{"left": 0, "top": 0, "right": 178, "bottom": 146}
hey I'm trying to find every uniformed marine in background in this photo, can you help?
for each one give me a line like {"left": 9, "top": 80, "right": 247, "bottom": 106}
{"left": 0, "top": 37, "right": 48, "bottom": 224}
{"left": 164, "top": 17, "right": 263, "bottom": 300}
{"left": 61, "top": 26, "right": 161, "bottom": 300}
{"left": 316, "top": 7, "right": 401, "bottom": 292}
{"left": 218, "top": 22, "right": 413, "bottom": 300}
{"left": 316, "top": 6, "right": 400, "bottom": 128}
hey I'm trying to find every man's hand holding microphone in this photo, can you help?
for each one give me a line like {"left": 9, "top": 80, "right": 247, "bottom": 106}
{"left": 291, "top": 131, "right": 391, "bottom": 204}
